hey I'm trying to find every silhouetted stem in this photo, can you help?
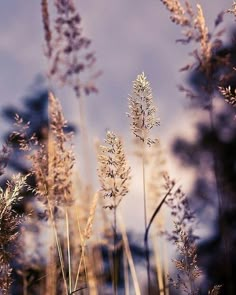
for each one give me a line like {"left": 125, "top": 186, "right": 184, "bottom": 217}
{"left": 144, "top": 186, "right": 174, "bottom": 295}
{"left": 69, "top": 286, "right": 87, "bottom": 294}
{"left": 144, "top": 187, "right": 174, "bottom": 243}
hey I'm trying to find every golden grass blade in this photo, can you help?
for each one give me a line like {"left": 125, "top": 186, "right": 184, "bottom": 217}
{"left": 123, "top": 249, "right": 130, "bottom": 295}
{"left": 151, "top": 236, "right": 164, "bottom": 295}
{"left": 45, "top": 245, "right": 57, "bottom": 295}
{"left": 73, "top": 206, "right": 86, "bottom": 291}
{"left": 47, "top": 199, "right": 68, "bottom": 294}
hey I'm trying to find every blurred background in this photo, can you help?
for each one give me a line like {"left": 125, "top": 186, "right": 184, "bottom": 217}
{"left": 0, "top": 0, "right": 233, "bottom": 224}
{"left": 0, "top": 0, "right": 235, "bottom": 294}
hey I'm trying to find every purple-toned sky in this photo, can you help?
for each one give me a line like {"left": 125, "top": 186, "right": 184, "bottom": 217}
{"left": 0, "top": 0, "right": 234, "bottom": 230}
{"left": 0, "top": 0, "right": 233, "bottom": 134}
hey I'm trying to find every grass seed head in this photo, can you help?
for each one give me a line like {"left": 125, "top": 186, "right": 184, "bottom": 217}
{"left": 127, "top": 72, "right": 160, "bottom": 146}
{"left": 97, "top": 131, "right": 131, "bottom": 209}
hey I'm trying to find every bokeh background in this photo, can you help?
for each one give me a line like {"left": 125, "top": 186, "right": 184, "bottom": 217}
{"left": 0, "top": 1, "right": 235, "bottom": 293}
{"left": 0, "top": 0, "right": 233, "bottom": 226}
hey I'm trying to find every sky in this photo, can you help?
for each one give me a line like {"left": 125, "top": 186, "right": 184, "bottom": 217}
{"left": 0, "top": 0, "right": 234, "bottom": 230}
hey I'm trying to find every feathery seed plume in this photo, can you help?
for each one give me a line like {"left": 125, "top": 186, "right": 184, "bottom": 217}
{"left": 97, "top": 131, "right": 131, "bottom": 209}
{"left": 194, "top": 4, "right": 211, "bottom": 66}
{"left": 83, "top": 193, "right": 99, "bottom": 240}
{"left": 31, "top": 93, "right": 75, "bottom": 209}
{"left": 161, "top": 1, "right": 212, "bottom": 72}
{"left": 227, "top": 1, "right": 236, "bottom": 17}
{"left": 41, "top": 0, "right": 52, "bottom": 58}
{"left": 160, "top": 0, "right": 191, "bottom": 26}
{"left": 41, "top": 0, "right": 99, "bottom": 97}
{"left": 127, "top": 72, "right": 160, "bottom": 146}
{"left": 208, "top": 285, "right": 222, "bottom": 295}
{"left": 0, "top": 174, "right": 28, "bottom": 294}
{"left": 219, "top": 86, "right": 236, "bottom": 107}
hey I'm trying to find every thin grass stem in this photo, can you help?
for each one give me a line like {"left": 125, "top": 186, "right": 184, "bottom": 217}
{"left": 66, "top": 208, "right": 72, "bottom": 293}
{"left": 47, "top": 128, "right": 68, "bottom": 294}
{"left": 113, "top": 198, "right": 117, "bottom": 295}
{"left": 73, "top": 208, "right": 86, "bottom": 291}
{"left": 142, "top": 139, "right": 151, "bottom": 295}
{"left": 73, "top": 246, "right": 85, "bottom": 292}
{"left": 47, "top": 200, "right": 68, "bottom": 294}
{"left": 142, "top": 141, "right": 147, "bottom": 231}
{"left": 123, "top": 249, "right": 130, "bottom": 295}
{"left": 118, "top": 215, "right": 141, "bottom": 295}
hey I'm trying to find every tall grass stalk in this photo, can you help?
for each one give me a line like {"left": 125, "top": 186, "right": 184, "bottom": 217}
{"left": 113, "top": 194, "right": 118, "bottom": 295}
{"left": 86, "top": 248, "right": 99, "bottom": 295}
{"left": 46, "top": 193, "right": 68, "bottom": 294}
{"left": 73, "top": 193, "right": 98, "bottom": 292}
{"left": 47, "top": 115, "right": 68, "bottom": 294}
{"left": 45, "top": 245, "right": 57, "bottom": 295}
{"left": 142, "top": 140, "right": 151, "bottom": 294}
{"left": 4, "top": 1, "right": 234, "bottom": 293}
{"left": 97, "top": 130, "right": 131, "bottom": 294}
{"left": 73, "top": 204, "right": 87, "bottom": 292}
{"left": 127, "top": 72, "right": 159, "bottom": 294}
{"left": 142, "top": 141, "right": 147, "bottom": 231}
{"left": 123, "top": 248, "right": 130, "bottom": 295}
{"left": 160, "top": 1, "right": 233, "bottom": 292}
{"left": 73, "top": 246, "right": 86, "bottom": 292}
{"left": 41, "top": 0, "right": 99, "bottom": 200}
{"left": 144, "top": 184, "right": 174, "bottom": 294}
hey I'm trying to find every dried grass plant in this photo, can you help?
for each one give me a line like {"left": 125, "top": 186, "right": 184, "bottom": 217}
{"left": 3, "top": 0, "right": 236, "bottom": 294}
{"left": 41, "top": 0, "right": 101, "bottom": 194}
{"left": 11, "top": 93, "right": 74, "bottom": 294}
{"left": 218, "top": 5, "right": 236, "bottom": 118}
{"left": 161, "top": 1, "right": 235, "bottom": 293}
{"left": 164, "top": 175, "right": 222, "bottom": 295}
{"left": 0, "top": 173, "right": 29, "bottom": 294}
{"left": 165, "top": 177, "right": 201, "bottom": 295}
{"left": 97, "top": 130, "right": 131, "bottom": 295}
{"left": 41, "top": 0, "right": 99, "bottom": 96}
{"left": 127, "top": 72, "right": 159, "bottom": 294}
{"left": 10, "top": 93, "right": 99, "bottom": 295}
{"left": 161, "top": 0, "right": 227, "bottom": 76}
